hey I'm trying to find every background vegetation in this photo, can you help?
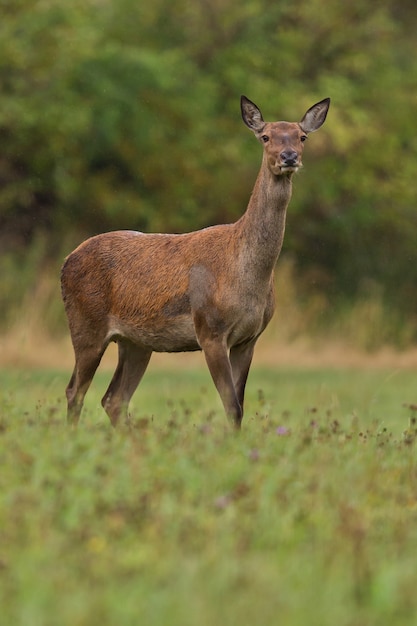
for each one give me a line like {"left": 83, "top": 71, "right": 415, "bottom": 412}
{"left": 1, "top": 0, "right": 417, "bottom": 346}
{"left": 2, "top": 4, "right": 417, "bottom": 620}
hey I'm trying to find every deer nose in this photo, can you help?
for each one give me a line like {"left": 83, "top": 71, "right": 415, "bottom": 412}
{"left": 280, "top": 150, "right": 298, "bottom": 166}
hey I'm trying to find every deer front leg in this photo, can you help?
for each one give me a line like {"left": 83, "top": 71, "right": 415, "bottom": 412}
{"left": 201, "top": 337, "right": 243, "bottom": 429}
{"left": 194, "top": 311, "right": 242, "bottom": 428}
{"left": 230, "top": 341, "right": 255, "bottom": 412}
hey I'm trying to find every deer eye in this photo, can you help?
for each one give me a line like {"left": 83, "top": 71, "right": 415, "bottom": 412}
{"left": 300, "top": 135, "right": 308, "bottom": 142}
{"left": 261, "top": 135, "right": 269, "bottom": 143}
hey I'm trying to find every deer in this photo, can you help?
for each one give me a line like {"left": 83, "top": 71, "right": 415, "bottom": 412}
{"left": 61, "top": 94, "right": 330, "bottom": 429}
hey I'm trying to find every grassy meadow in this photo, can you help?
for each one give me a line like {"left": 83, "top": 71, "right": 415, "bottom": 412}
{"left": 1, "top": 359, "right": 417, "bottom": 626}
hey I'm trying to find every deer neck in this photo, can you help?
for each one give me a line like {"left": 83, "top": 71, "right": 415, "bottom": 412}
{"left": 236, "top": 156, "right": 293, "bottom": 278}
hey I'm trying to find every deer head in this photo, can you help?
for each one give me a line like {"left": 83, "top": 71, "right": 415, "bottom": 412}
{"left": 241, "top": 96, "right": 330, "bottom": 175}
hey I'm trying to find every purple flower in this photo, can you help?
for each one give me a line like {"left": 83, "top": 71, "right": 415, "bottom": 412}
{"left": 214, "top": 495, "right": 232, "bottom": 510}
{"left": 276, "top": 426, "right": 289, "bottom": 436}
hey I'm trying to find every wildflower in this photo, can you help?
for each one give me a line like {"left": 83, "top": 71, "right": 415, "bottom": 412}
{"left": 248, "top": 448, "right": 260, "bottom": 461}
{"left": 276, "top": 426, "right": 289, "bottom": 436}
{"left": 214, "top": 495, "right": 232, "bottom": 510}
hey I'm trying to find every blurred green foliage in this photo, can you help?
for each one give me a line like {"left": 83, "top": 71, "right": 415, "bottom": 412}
{"left": 0, "top": 0, "right": 417, "bottom": 321}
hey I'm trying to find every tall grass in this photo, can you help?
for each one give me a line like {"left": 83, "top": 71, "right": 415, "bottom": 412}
{"left": 1, "top": 367, "right": 417, "bottom": 626}
{"left": 0, "top": 246, "right": 416, "bottom": 362}
{"left": 0, "top": 238, "right": 67, "bottom": 336}
{"left": 272, "top": 259, "right": 417, "bottom": 350}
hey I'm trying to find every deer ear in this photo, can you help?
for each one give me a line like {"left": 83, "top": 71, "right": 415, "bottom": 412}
{"left": 299, "top": 97, "right": 330, "bottom": 133}
{"left": 241, "top": 95, "right": 265, "bottom": 132}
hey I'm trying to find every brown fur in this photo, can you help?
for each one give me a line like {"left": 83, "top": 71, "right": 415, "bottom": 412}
{"left": 61, "top": 95, "right": 330, "bottom": 428}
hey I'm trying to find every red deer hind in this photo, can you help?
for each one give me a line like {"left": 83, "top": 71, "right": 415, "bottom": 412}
{"left": 61, "top": 95, "right": 330, "bottom": 429}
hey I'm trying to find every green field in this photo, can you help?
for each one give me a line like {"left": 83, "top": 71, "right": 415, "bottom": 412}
{"left": 1, "top": 365, "right": 417, "bottom": 626}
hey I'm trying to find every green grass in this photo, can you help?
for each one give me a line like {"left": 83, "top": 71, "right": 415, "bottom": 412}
{"left": 1, "top": 365, "right": 417, "bottom": 626}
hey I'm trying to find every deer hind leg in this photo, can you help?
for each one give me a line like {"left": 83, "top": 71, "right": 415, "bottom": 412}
{"left": 101, "top": 340, "right": 152, "bottom": 427}
{"left": 66, "top": 344, "right": 106, "bottom": 427}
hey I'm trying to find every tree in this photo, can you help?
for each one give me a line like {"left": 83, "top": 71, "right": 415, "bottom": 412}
{"left": 1, "top": 0, "right": 417, "bottom": 322}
